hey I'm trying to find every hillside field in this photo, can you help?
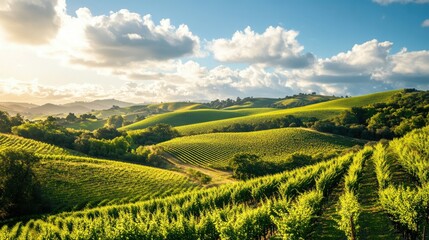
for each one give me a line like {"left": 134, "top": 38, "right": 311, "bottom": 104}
{"left": 2, "top": 126, "right": 427, "bottom": 239}
{"left": 160, "top": 128, "right": 365, "bottom": 168}
{"left": 0, "top": 134, "right": 200, "bottom": 213}
{"left": 120, "top": 108, "right": 276, "bottom": 131}
{"left": 176, "top": 89, "right": 400, "bottom": 135}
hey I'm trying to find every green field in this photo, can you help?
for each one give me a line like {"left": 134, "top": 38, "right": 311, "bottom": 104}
{"left": 63, "top": 119, "right": 106, "bottom": 131}
{"left": 120, "top": 108, "right": 276, "bottom": 131}
{"left": 160, "top": 128, "right": 365, "bottom": 167}
{"left": 0, "top": 134, "right": 200, "bottom": 212}
{"left": 176, "top": 89, "right": 400, "bottom": 135}
{"left": 147, "top": 102, "right": 204, "bottom": 111}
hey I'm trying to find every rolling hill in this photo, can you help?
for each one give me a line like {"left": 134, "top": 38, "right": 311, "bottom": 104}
{"left": 120, "top": 108, "right": 276, "bottom": 131}
{"left": 0, "top": 133, "right": 200, "bottom": 212}
{"left": 3, "top": 126, "right": 428, "bottom": 239}
{"left": 159, "top": 128, "right": 365, "bottom": 168}
{"left": 176, "top": 89, "right": 401, "bottom": 135}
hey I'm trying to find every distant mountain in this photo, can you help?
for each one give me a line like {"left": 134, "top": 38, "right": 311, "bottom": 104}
{"left": 0, "top": 102, "right": 39, "bottom": 115}
{"left": 0, "top": 99, "right": 134, "bottom": 117}
{"left": 62, "top": 99, "right": 133, "bottom": 111}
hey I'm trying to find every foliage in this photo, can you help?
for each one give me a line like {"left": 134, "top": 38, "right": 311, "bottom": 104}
{"left": 106, "top": 115, "right": 124, "bottom": 128}
{"left": 0, "top": 133, "right": 200, "bottom": 213}
{"left": 187, "top": 169, "right": 212, "bottom": 185}
{"left": 0, "top": 154, "right": 348, "bottom": 239}
{"left": 373, "top": 143, "right": 391, "bottom": 190}
{"left": 12, "top": 122, "right": 77, "bottom": 149}
{"left": 93, "top": 126, "right": 123, "bottom": 140}
{"left": 0, "top": 111, "right": 24, "bottom": 133}
{"left": 128, "top": 123, "right": 179, "bottom": 146}
{"left": 311, "top": 90, "right": 429, "bottom": 140}
{"left": 335, "top": 148, "right": 371, "bottom": 239}
{"left": 273, "top": 190, "right": 324, "bottom": 240}
{"left": 0, "top": 148, "right": 41, "bottom": 219}
{"left": 374, "top": 127, "right": 429, "bottom": 238}
{"left": 336, "top": 191, "right": 360, "bottom": 240}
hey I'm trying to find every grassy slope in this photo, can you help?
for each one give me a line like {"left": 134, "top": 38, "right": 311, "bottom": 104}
{"left": 64, "top": 119, "right": 106, "bottom": 131}
{"left": 0, "top": 134, "right": 200, "bottom": 212}
{"left": 160, "top": 128, "right": 365, "bottom": 167}
{"left": 176, "top": 89, "right": 400, "bottom": 135}
{"left": 120, "top": 108, "right": 276, "bottom": 131}
{"left": 275, "top": 94, "right": 338, "bottom": 108}
{"left": 147, "top": 102, "right": 202, "bottom": 111}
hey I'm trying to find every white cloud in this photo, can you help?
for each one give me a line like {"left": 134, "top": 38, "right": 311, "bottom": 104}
{"left": 208, "top": 26, "right": 315, "bottom": 68}
{"left": 0, "top": 1, "right": 427, "bottom": 103}
{"left": 68, "top": 9, "right": 201, "bottom": 67}
{"left": 0, "top": 0, "right": 65, "bottom": 45}
{"left": 422, "top": 19, "right": 429, "bottom": 27}
{"left": 373, "top": 0, "right": 429, "bottom": 4}
{"left": 318, "top": 39, "right": 392, "bottom": 78}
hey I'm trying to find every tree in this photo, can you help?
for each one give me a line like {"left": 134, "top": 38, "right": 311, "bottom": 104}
{"left": 66, "top": 113, "right": 78, "bottom": 122}
{"left": 0, "top": 111, "right": 12, "bottom": 133}
{"left": 228, "top": 153, "right": 263, "bottom": 180}
{"left": 80, "top": 113, "right": 97, "bottom": 120}
{"left": 93, "top": 126, "right": 122, "bottom": 140}
{"left": 0, "top": 148, "right": 42, "bottom": 219}
{"left": 10, "top": 114, "right": 24, "bottom": 127}
{"left": 128, "top": 124, "right": 179, "bottom": 146}
{"left": 106, "top": 115, "right": 124, "bottom": 128}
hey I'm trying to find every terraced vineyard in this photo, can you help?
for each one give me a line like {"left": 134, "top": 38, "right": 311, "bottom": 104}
{"left": 0, "top": 133, "right": 200, "bottom": 212}
{"left": 1, "top": 126, "right": 428, "bottom": 239}
{"left": 35, "top": 156, "right": 200, "bottom": 212}
{"left": 160, "top": 128, "right": 365, "bottom": 167}
{"left": 121, "top": 108, "right": 276, "bottom": 131}
{"left": 176, "top": 90, "right": 400, "bottom": 135}
{"left": 0, "top": 150, "right": 355, "bottom": 239}
{"left": 0, "top": 134, "right": 73, "bottom": 156}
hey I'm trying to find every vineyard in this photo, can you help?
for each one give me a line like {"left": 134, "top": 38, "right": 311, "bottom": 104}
{"left": 1, "top": 125, "right": 427, "bottom": 239}
{"left": 121, "top": 108, "right": 276, "bottom": 131}
{"left": 176, "top": 90, "right": 400, "bottom": 135}
{"left": 0, "top": 133, "right": 200, "bottom": 212}
{"left": 0, "top": 134, "right": 74, "bottom": 156}
{"left": 160, "top": 128, "right": 365, "bottom": 168}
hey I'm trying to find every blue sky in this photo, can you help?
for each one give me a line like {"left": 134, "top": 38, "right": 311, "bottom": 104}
{"left": 65, "top": 0, "right": 429, "bottom": 57}
{"left": 0, "top": 0, "right": 428, "bottom": 104}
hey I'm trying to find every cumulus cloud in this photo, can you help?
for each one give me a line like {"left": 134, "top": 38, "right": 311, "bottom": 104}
{"left": 0, "top": 0, "right": 65, "bottom": 44}
{"left": 373, "top": 0, "right": 429, "bottom": 4}
{"left": 422, "top": 19, "right": 429, "bottom": 27}
{"left": 208, "top": 26, "right": 315, "bottom": 68}
{"left": 68, "top": 8, "right": 200, "bottom": 67}
{"left": 318, "top": 39, "right": 392, "bottom": 77}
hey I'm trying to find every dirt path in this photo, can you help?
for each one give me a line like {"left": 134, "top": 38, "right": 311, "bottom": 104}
{"left": 160, "top": 150, "right": 236, "bottom": 187}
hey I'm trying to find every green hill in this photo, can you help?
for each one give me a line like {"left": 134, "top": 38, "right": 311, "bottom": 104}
{"left": 160, "top": 128, "right": 365, "bottom": 168}
{"left": 3, "top": 126, "right": 428, "bottom": 239}
{"left": 147, "top": 102, "right": 204, "bottom": 111}
{"left": 0, "top": 134, "right": 200, "bottom": 212}
{"left": 120, "top": 108, "right": 276, "bottom": 131}
{"left": 176, "top": 89, "right": 401, "bottom": 135}
{"left": 274, "top": 94, "right": 338, "bottom": 108}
